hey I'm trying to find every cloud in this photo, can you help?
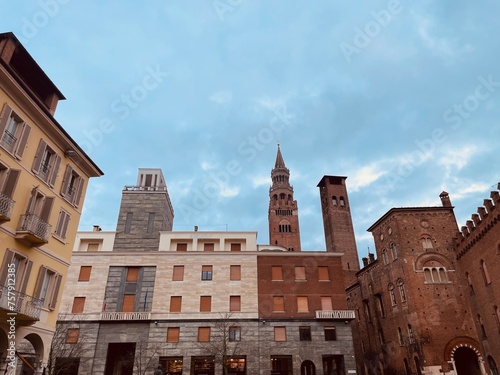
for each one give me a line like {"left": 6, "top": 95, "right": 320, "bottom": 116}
{"left": 210, "top": 90, "right": 233, "bottom": 104}
{"left": 251, "top": 175, "right": 270, "bottom": 188}
{"left": 349, "top": 164, "right": 386, "bottom": 192}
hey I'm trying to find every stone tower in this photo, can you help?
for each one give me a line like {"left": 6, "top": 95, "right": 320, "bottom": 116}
{"left": 113, "top": 168, "right": 174, "bottom": 251}
{"left": 268, "top": 144, "right": 301, "bottom": 251}
{"left": 317, "top": 176, "right": 359, "bottom": 284}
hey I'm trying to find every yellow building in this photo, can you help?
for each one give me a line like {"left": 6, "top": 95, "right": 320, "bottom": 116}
{"left": 0, "top": 32, "right": 103, "bottom": 374}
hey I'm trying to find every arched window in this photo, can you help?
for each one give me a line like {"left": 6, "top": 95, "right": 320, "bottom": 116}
{"left": 390, "top": 243, "right": 398, "bottom": 260}
{"left": 382, "top": 249, "right": 389, "bottom": 265}
{"left": 414, "top": 357, "right": 422, "bottom": 375}
{"left": 389, "top": 284, "right": 396, "bottom": 306}
{"left": 466, "top": 272, "right": 474, "bottom": 295}
{"left": 488, "top": 356, "right": 499, "bottom": 375}
{"left": 423, "top": 266, "right": 449, "bottom": 283}
{"left": 494, "top": 305, "right": 500, "bottom": 330}
{"left": 478, "top": 314, "right": 487, "bottom": 338}
{"left": 421, "top": 236, "right": 433, "bottom": 249}
{"left": 397, "top": 327, "right": 404, "bottom": 345}
{"left": 273, "top": 194, "right": 278, "bottom": 201}
{"left": 280, "top": 193, "right": 286, "bottom": 200}
{"left": 481, "top": 259, "right": 491, "bottom": 285}
{"left": 332, "top": 196, "right": 337, "bottom": 206}
{"left": 398, "top": 279, "right": 407, "bottom": 302}
{"left": 339, "top": 196, "right": 345, "bottom": 207}
{"left": 404, "top": 358, "right": 411, "bottom": 375}
{"left": 407, "top": 324, "right": 414, "bottom": 343}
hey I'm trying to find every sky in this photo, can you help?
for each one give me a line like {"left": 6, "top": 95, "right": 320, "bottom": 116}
{"left": 2, "top": 1, "right": 500, "bottom": 257}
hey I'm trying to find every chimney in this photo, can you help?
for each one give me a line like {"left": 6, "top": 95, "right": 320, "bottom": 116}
{"left": 194, "top": 226, "right": 198, "bottom": 232}
{"left": 93, "top": 225, "right": 102, "bottom": 232}
{"left": 368, "top": 253, "right": 375, "bottom": 263}
{"left": 440, "top": 191, "right": 452, "bottom": 207}
{"left": 362, "top": 257, "right": 369, "bottom": 267}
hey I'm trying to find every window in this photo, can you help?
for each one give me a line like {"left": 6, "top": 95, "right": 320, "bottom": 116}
{"left": 332, "top": 196, "right": 337, "bottom": 206}
{"left": 494, "top": 306, "right": 500, "bottom": 330}
{"left": 170, "top": 296, "right": 182, "bottom": 313}
{"left": 176, "top": 243, "right": 187, "bottom": 252}
{"left": 61, "top": 165, "right": 84, "bottom": 206}
{"left": 87, "top": 243, "right": 99, "bottom": 252}
{"left": 230, "top": 243, "right": 241, "bottom": 251}
{"left": 172, "top": 266, "right": 184, "bottom": 281}
{"left": 339, "top": 197, "right": 345, "bottom": 206}
{"left": 202, "top": 265, "right": 213, "bottom": 280}
{"left": 32, "top": 140, "right": 61, "bottom": 186}
{"left": 34, "top": 266, "right": 62, "bottom": 309}
{"left": 271, "top": 266, "right": 283, "bottom": 281}
{"left": 466, "top": 272, "right": 474, "bottom": 295}
{"left": 407, "top": 324, "right": 415, "bottom": 343}
{"left": 66, "top": 328, "right": 80, "bottom": 344}
{"left": 382, "top": 249, "right": 389, "bottom": 265}
{"left": 318, "top": 266, "right": 329, "bottom": 281}
{"left": 72, "top": 297, "right": 85, "bottom": 313}
{"left": 390, "top": 243, "right": 398, "bottom": 260}
{"left": 24, "top": 188, "right": 54, "bottom": 231}
{"left": 126, "top": 267, "right": 139, "bottom": 282}
{"left": 0, "top": 103, "right": 31, "bottom": 158}
{"left": 299, "top": 326, "right": 311, "bottom": 341}
{"left": 200, "top": 296, "right": 212, "bottom": 312}
{"left": 423, "top": 266, "right": 449, "bottom": 284}
{"left": 279, "top": 224, "right": 291, "bottom": 233}
{"left": 421, "top": 237, "right": 433, "bottom": 249}
{"left": 0, "top": 250, "right": 32, "bottom": 293}
{"left": 398, "top": 327, "right": 404, "bottom": 345}
{"left": 0, "top": 165, "right": 20, "bottom": 203}
{"left": 375, "top": 294, "right": 385, "bottom": 317}
{"left": 124, "top": 212, "right": 133, "bottom": 234}
{"left": 122, "top": 294, "right": 135, "bottom": 312}
{"left": 478, "top": 314, "right": 487, "bottom": 338}
{"left": 481, "top": 259, "right": 491, "bottom": 285}
{"left": 297, "top": 296, "right": 309, "bottom": 312}
{"left": 167, "top": 327, "right": 180, "bottom": 343}
{"left": 363, "top": 300, "right": 371, "bottom": 322}
{"left": 78, "top": 266, "right": 92, "bottom": 282}
{"left": 54, "top": 208, "right": 71, "bottom": 240}
{"left": 230, "top": 296, "right": 241, "bottom": 312}
{"left": 398, "top": 279, "right": 407, "bottom": 302}
{"left": 147, "top": 213, "right": 155, "bottom": 234}
{"left": 295, "top": 266, "right": 306, "bottom": 281}
{"left": 229, "top": 326, "right": 241, "bottom": 342}
{"left": 321, "top": 296, "right": 333, "bottom": 311}
{"left": 274, "top": 327, "right": 286, "bottom": 341}
{"left": 378, "top": 329, "right": 385, "bottom": 345}
{"left": 204, "top": 243, "right": 214, "bottom": 251}
{"left": 389, "top": 284, "right": 396, "bottom": 306}
{"left": 324, "top": 327, "right": 337, "bottom": 341}
{"left": 230, "top": 265, "right": 241, "bottom": 281}
{"left": 198, "top": 327, "right": 210, "bottom": 342}
{"left": 273, "top": 296, "right": 285, "bottom": 312}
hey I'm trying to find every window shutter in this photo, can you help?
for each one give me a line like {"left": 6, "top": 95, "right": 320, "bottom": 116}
{"left": 176, "top": 243, "right": 187, "bottom": 251}
{"left": 32, "top": 140, "right": 47, "bottom": 174}
{"left": 0, "top": 104, "right": 12, "bottom": 136}
{"left": 198, "top": 327, "right": 210, "bottom": 342}
{"left": 71, "top": 296, "right": 85, "bottom": 313}
{"left": 230, "top": 265, "right": 241, "bottom": 281}
{"left": 230, "top": 243, "right": 241, "bottom": 251}
{"left": 0, "top": 249, "right": 15, "bottom": 285}
{"left": 48, "top": 154, "right": 61, "bottom": 187}
{"left": 2, "top": 169, "right": 20, "bottom": 198}
{"left": 297, "top": 296, "right": 309, "bottom": 312}
{"left": 78, "top": 266, "right": 92, "bottom": 282}
{"left": 73, "top": 177, "right": 84, "bottom": 206}
{"left": 33, "top": 266, "right": 48, "bottom": 299}
{"left": 295, "top": 266, "right": 306, "bottom": 280}
{"left": 60, "top": 211, "right": 70, "bottom": 239}
{"left": 167, "top": 327, "right": 180, "bottom": 343}
{"left": 172, "top": 266, "right": 184, "bottom": 281}
{"left": 321, "top": 296, "right": 333, "bottom": 311}
{"left": 230, "top": 296, "right": 241, "bottom": 312}
{"left": 126, "top": 267, "right": 139, "bottom": 282}
{"left": 271, "top": 266, "right": 283, "bottom": 281}
{"left": 318, "top": 266, "right": 329, "bottom": 281}
{"left": 20, "top": 260, "right": 33, "bottom": 294}
{"left": 14, "top": 123, "right": 31, "bottom": 159}
{"left": 273, "top": 296, "right": 284, "bottom": 312}
{"left": 274, "top": 327, "right": 286, "bottom": 341}
{"left": 40, "top": 197, "right": 54, "bottom": 222}
{"left": 204, "top": 243, "right": 214, "bottom": 251}
{"left": 60, "top": 165, "right": 72, "bottom": 197}
{"left": 121, "top": 294, "right": 135, "bottom": 312}
{"left": 170, "top": 296, "right": 182, "bottom": 312}
{"left": 66, "top": 328, "right": 80, "bottom": 343}
{"left": 49, "top": 273, "right": 62, "bottom": 310}
{"left": 200, "top": 296, "right": 211, "bottom": 312}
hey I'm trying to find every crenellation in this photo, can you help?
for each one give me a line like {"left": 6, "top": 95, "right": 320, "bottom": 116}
{"left": 466, "top": 220, "right": 475, "bottom": 232}
{"left": 491, "top": 189, "right": 500, "bottom": 204}
{"left": 471, "top": 213, "right": 481, "bottom": 226}
{"left": 477, "top": 206, "right": 487, "bottom": 219}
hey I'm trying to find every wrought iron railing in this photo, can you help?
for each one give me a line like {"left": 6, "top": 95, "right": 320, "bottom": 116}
{"left": 17, "top": 213, "right": 51, "bottom": 242}
{"left": 100, "top": 311, "right": 151, "bottom": 320}
{"left": 315, "top": 310, "right": 356, "bottom": 320}
{"left": 0, "top": 285, "right": 43, "bottom": 320}
{"left": 0, "top": 192, "right": 15, "bottom": 220}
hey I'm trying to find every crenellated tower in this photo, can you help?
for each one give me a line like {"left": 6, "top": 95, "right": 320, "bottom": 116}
{"left": 268, "top": 144, "right": 301, "bottom": 251}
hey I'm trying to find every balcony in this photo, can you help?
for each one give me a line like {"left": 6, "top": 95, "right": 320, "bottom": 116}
{"left": 315, "top": 310, "right": 356, "bottom": 320}
{"left": 16, "top": 213, "right": 51, "bottom": 246}
{"left": 0, "top": 192, "right": 15, "bottom": 223}
{"left": 101, "top": 311, "right": 151, "bottom": 320}
{"left": 0, "top": 284, "right": 43, "bottom": 323}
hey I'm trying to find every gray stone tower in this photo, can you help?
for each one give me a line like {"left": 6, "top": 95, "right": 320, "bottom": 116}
{"left": 113, "top": 168, "right": 174, "bottom": 251}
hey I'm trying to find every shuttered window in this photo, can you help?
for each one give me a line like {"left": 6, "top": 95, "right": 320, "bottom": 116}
{"left": 230, "top": 265, "right": 241, "bottom": 281}
{"left": 200, "top": 296, "right": 212, "bottom": 312}
{"left": 0, "top": 103, "right": 31, "bottom": 159}
{"left": 87, "top": 243, "right": 99, "bottom": 252}
{"left": 72, "top": 297, "right": 85, "bottom": 313}
{"left": 204, "top": 243, "right": 214, "bottom": 251}
{"left": 230, "top": 296, "right": 241, "bottom": 312}
{"left": 274, "top": 327, "right": 286, "bottom": 341}
{"left": 273, "top": 296, "right": 285, "bottom": 312}
{"left": 295, "top": 266, "right": 306, "bottom": 281}
{"left": 297, "top": 296, "right": 309, "bottom": 312}
{"left": 321, "top": 296, "right": 333, "bottom": 311}
{"left": 230, "top": 243, "right": 241, "bottom": 251}
{"left": 34, "top": 266, "right": 61, "bottom": 310}
{"left": 167, "top": 327, "right": 180, "bottom": 343}
{"left": 172, "top": 266, "right": 184, "bottom": 281}
{"left": 60, "top": 165, "right": 84, "bottom": 207}
{"left": 198, "top": 327, "right": 210, "bottom": 342}
{"left": 32, "top": 139, "right": 61, "bottom": 186}
{"left": 126, "top": 267, "right": 139, "bottom": 282}
{"left": 170, "top": 296, "right": 182, "bottom": 313}
{"left": 54, "top": 209, "right": 71, "bottom": 240}
{"left": 318, "top": 266, "right": 329, "bottom": 281}
{"left": 66, "top": 328, "right": 80, "bottom": 343}
{"left": 271, "top": 266, "right": 283, "bottom": 281}
{"left": 78, "top": 266, "right": 92, "bottom": 282}
{"left": 176, "top": 243, "right": 187, "bottom": 251}
{"left": 122, "top": 294, "right": 135, "bottom": 312}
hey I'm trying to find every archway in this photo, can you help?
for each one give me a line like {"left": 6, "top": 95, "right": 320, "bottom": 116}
{"left": 454, "top": 347, "right": 481, "bottom": 375}
{"left": 301, "top": 360, "right": 316, "bottom": 375}
{"left": 16, "top": 333, "right": 44, "bottom": 375}
{"left": 488, "top": 356, "right": 499, "bottom": 375}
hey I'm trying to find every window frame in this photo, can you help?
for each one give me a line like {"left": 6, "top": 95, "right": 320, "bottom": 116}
{"left": 60, "top": 165, "right": 84, "bottom": 207}
{"left": 299, "top": 326, "right": 311, "bottom": 341}
{"left": 201, "top": 265, "right": 213, "bottom": 281}
{"left": 0, "top": 103, "right": 31, "bottom": 159}
{"left": 324, "top": 326, "right": 337, "bottom": 341}
{"left": 32, "top": 139, "right": 61, "bottom": 186}
{"left": 53, "top": 208, "right": 71, "bottom": 241}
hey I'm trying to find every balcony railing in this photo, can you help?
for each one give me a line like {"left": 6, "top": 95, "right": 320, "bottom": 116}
{"left": 0, "top": 285, "right": 43, "bottom": 320}
{"left": 315, "top": 310, "right": 356, "bottom": 320}
{"left": 0, "top": 192, "right": 15, "bottom": 222}
{"left": 100, "top": 311, "right": 151, "bottom": 320}
{"left": 16, "top": 213, "right": 51, "bottom": 245}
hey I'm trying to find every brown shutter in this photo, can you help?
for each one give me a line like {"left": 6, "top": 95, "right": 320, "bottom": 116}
{"left": 295, "top": 266, "right": 306, "bottom": 280}
{"left": 33, "top": 266, "right": 47, "bottom": 299}
{"left": 126, "top": 267, "right": 139, "bottom": 282}
{"left": 14, "top": 123, "right": 31, "bottom": 159}
{"left": 87, "top": 243, "right": 99, "bottom": 252}
{"left": 230, "top": 265, "right": 241, "bottom": 281}
{"left": 0, "top": 249, "right": 15, "bottom": 286}
{"left": 170, "top": 296, "right": 182, "bottom": 312}
{"left": 121, "top": 294, "right": 135, "bottom": 312}
{"left": 40, "top": 197, "right": 54, "bottom": 222}
{"left": 200, "top": 296, "right": 211, "bottom": 312}
{"left": 271, "top": 266, "right": 283, "bottom": 281}
{"left": 204, "top": 243, "right": 214, "bottom": 251}
{"left": 230, "top": 296, "right": 241, "bottom": 312}
{"left": 274, "top": 327, "right": 286, "bottom": 341}
{"left": 172, "top": 266, "right": 184, "bottom": 281}
{"left": 297, "top": 296, "right": 308, "bottom": 312}
{"left": 71, "top": 297, "right": 86, "bottom": 313}
{"left": 73, "top": 177, "right": 84, "bottom": 206}
{"left": 167, "top": 327, "right": 180, "bottom": 343}
{"left": 230, "top": 243, "right": 241, "bottom": 251}
{"left": 49, "top": 273, "right": 62, "bottom": 310}
{"left": 19, "top": 259, "right": 33, "bottom": 294}
{"left": 66, "top": 328, "right": 80, "bottom": 343}
{"left": 60, "top": 165, "right": 72, "bottom": 197}
{"left": 2, "top": 169, "right": 20, "bottom": 198}
{"left": 198, "top": 327, "right": 210, "bottom": 342}
{"left": 48, "top": 154, "right": 61, "bottom": 187}
{"left": 176, "top": 243, "right": 187, "bottom": 251}
{"left": 321, "top": 296, "right": 333, "bottom": 311}
{"left": 32, "top": 140, "right": 47, "bottom": 174}
{"left": 318, "top": 266, "right": 329, "bottom": 281}
{"left": 273, "top": 296, "right": 284, "bottom": 312}
{"left": 0, "top": 103, "right": 12, "bottom": 135}
{"left": 60, "top": 211, "right": 70, "bottom": 239}
{"left": 78, "top": 266, "right": 92, "bottom": 282}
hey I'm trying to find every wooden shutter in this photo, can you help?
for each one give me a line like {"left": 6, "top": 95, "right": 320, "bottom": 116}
{"left": 167, "top": 327, "right": 180, "bottom": 343}
{"left": 48, "top": 154, "right": 61, "bottom": 187}
{"left": 318, "top": 266, "right": 329, "bottom": 281}
{"left": 40, "top": 197, "right": 54, "bottom": 222}
{"left": 33, "top": 266, "right": 48, "bottom": 299}
{"left": 172, "top": 266, "right": 184, "bottom": 281}
{"left": 204, "top": 243, "right": 214, "bottom": 251}
{"left": 19, "top": 260, "right": 33, "bottom": 294}
{"left": 271, "top": 266, "right": 283, "bottom": 281}
{"left": 2, "top": 169, "right": 20, "bottom": 198}
{"left": 71, "top": 297, "right": 85, "bottom": 313}
{"left": 87, "top": 243, "right": 99, "bottom": 252}
{"left": 273, "top": 296, "right": 284, "bottom": 312}
{"left": 0, "top": 249, "right": 15, "bottom": 285}
{"left": 49, "top": 273, "right": 62, "bottom": 310}
{"left": 200, "top": 296, "right": 211, "bottom": 312}
{"left": 230, "top": 243, "right": 241, "bottom": 251}
{"left": 78, "top": 266, "right": 92, "bottom": 282}
{"left": 14, "top": 123, "right": 30, "bottom": 159}
{"left": 55, "top": 210, "right": 71, "bottom": 239}
{"left": 73, "top": 177, "right": 84, "bottom": 206}
{"left": 297, "top": 296, "right": 309, "bottom": 312}
{"left": 0, "top": 103, "right": 12, "bottom": 135}
{"left": 170, "top": 296, "right": 182, "bottom": 312}
{"left": 60, "top": 165, "right": 72, "bottom": 198}
{"left": 274, "top": 327, "right": 286, "bottom": 341}
{"left": 295, "top": 266, "right": 306, "bottom": 280}
{"left": 66, "top": 328, "right": 80, "bottom": 343}
{"left": 230, "top": 265, "right": 241, "bottom": 281}
{"left": 126, "top": 267, "right": 139, "bottom": 282}
{"left": 32, "top": 139, "right": 47, "bottom": 174}
{"left": 176, "top": 243, "right": 187, "bottom": 251}
{"left": 198, "top": 327, "right": 210, "bottom": 342}
{"left": 121, "top": 294, "right": 135, "bottom": 312}
{"left": 321, "top": 296, "right": 333, "bottom": 311}
{"left": 230, "top": 296, "right": 241, "bottom": 312}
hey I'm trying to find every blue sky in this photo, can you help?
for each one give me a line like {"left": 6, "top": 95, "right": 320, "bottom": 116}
{"left": 3, "top": 1, "right": 500, "bottom": 256}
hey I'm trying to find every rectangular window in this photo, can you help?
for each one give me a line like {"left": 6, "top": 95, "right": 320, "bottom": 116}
{"left": 299, "top": 326, "right": 311, "bottom": 341}
{"left": 318, "top": 266, "right": 330, "bottom": 281}
{"left": 297, "top": 296, "right": 309, "bottom": 312}
{"left": 78, "top": 266, "right": 92, "bottom": 282}
{"left": 167, "top": 327, "right": 180, "bottom": 343}
{"left": 147, "top": 213, "right": 155, "bottom": 234}
{"left": 273, "top": 296, "right": 285, "bottom": 312}
{"left": 0, "top": 250, "right": 32, "bottom": 294}
{"left": 72, "top": 297, "right": 85, "bottom": 314}
{"left": 32, "top": 139, "right": 61, "bottom": 186}
{"left": 198, "top": 327, "right": 210, "bottom": 342}
{"left": 34, "top": 266, "right": 62, "bottom": 310}
{"left": 60, "top": 165, "right": 84, "bottom": 207}
{"left": 202, "top": 265, "right": 213, "bottom": 280}
{"left": 0, "top": 103, "right": 31, "bottom": 159}
{"left": 170, "top": 296, "right": 182, "bottom": 313}
{"left": 126, "top": 267, "right": 139, "bottom": 282}
{"left": 0, "top": 165, "right": 20, "bottom": 200}
{"left": 274, "top": 326, "right": 286, "bottom": 341}
{"left": 66, "top": 328, "right": 80, "bottom": 344}
{"left": 200, "top": 296, "right": 212, "bottom": 312}
{"left": 324, "top": 326, "right": 337, "bottom": 341}
{"left": 122, "top": 294, "right": 135, "bottom": 312}
{"left": 230, "top": 265, "right": 241, "bottom": 281}
{"left": 321, "top": 296, "right": 333, "bottom": 311}
{"left": 204, "top": 243, "right": 214, "bottom": 252}
{"left": 295, "top": 266, "right": 306, "bottom": 281}
{"left": 124, "top": 212, "right": 133, "bottom": 234}
{"left": 230, "top": 296, "right": 241, "bottom": 312}
{"left": 230, "top": 243, "right": 241, "bottom": 251}
{"left": 229, "top": 326, "right": 241, "bottom": 342}
{"left": 271, "top": 266, "right": 283, "bottom": 281}
{"left": 54, "top": 208, "right": 71, "bottom": 240}
{"left": 87, "top": 243, "right": 99, "bottom": 252}
{"left": 176, "top": 243, "right": 187, "bottom": 252}
{"left": 172, "top": 266, "right": 184, "bottom": 281}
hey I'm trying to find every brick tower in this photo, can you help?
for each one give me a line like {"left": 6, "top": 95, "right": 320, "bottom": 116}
{"left": 268, "top": 144, "right": 301, "bottom": 251}
{"left": 113, "top": 168, "right": 174, "bottom": 251}
{"left": 317, "top": 176, "right": 359, "bottom": 285}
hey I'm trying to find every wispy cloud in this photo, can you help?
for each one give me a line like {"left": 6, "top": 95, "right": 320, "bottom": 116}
{"left": 210, "top": 90, "right": 233, "bottom": 104}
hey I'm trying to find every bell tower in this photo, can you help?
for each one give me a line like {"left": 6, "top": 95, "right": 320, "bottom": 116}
{"left": 268, "top": 144, "right": 301, "bottom": 251}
